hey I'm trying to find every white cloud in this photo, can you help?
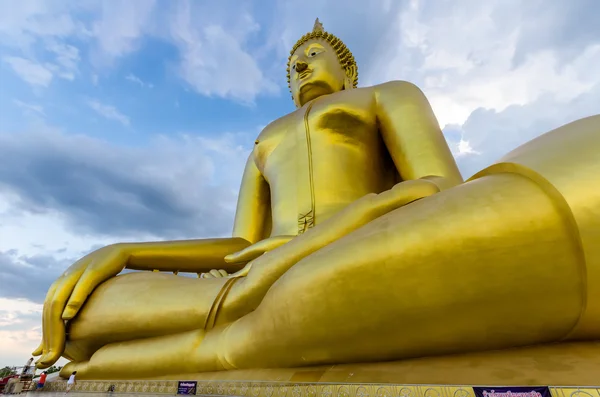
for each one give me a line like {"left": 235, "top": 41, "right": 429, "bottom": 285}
{"left": 13, "top": 100, "right": 45, "bottom": 116}
{"left": 3, "top": 44, "right": 80, "bottom": 88}
{"left": 0, "top": 298, "right": 41, "bottom": 367}
{"left": 363, "top": 0, "right": 600, "bottom": 128}
{"left": 168, "top": 1, "right": 278, "bottom": 103}
{"left": 1, "top": 1, "right": 281, "bottom": 102}
{"left": 0, "top": 0, "right": 84, "bottom": 50}
{"left": 87, "top": 100, "right": 130, "bottom": 126}
{"left": 126, "top": 73, "right": 153, "bottom": 88}
{"left": 453, "top": 83, "right": 600, "bottom": 178}
{"left": 3, "top": 56, "right": 53, "bottom": 87}
{"left": 45, "top": 40, "right": 80, "bottom": 80}
{"left": 90, "top": 0, "right": 157, "bottom": 64}
{"left": 0, "top": 295, "right": 70, "bottom": 367}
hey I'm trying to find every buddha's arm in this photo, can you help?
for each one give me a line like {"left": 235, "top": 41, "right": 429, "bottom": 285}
{"left": 123, "top": 238, "right": 252, "bottom": 273}
{"left": 34, "top": 154, "right": 272, "bottom": 369}
{"left": 375, "top": 80, "right": 464, "bottom": 189}
{"left": 232, "top": 151, "right": 272, "bottom": 244}
{"left": 124, "top": 154, "right": 272, "bottom": 273}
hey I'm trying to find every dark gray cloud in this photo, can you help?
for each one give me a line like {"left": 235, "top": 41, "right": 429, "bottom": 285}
{"left": 0, "top": 309, "right": 41, "bottom": 332}
{"left": 0, "top": 127, "right": 250, "bottom": 240}
{"left": 512, "top": 0, "right": 600, "bottom": 67}
{"left": 0, "top": 250, "right": 73, "bottom": 303}
{"left": 0, "top": 122, "right": 253, "bottom": 303}
{"left": 0, "top": 249, "right": 158, "bottom": 303}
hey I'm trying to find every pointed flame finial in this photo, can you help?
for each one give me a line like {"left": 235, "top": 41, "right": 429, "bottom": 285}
{"left": 313, "top": 18, "right": 324, "bottom": 33}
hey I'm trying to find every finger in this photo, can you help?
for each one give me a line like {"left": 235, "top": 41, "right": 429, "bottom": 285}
{"left": 224, "top": 240, "right": 272, "bottom": 263}
{"left": 63, "top": 248, "right": 125, "bottom": 320}
{"left": 38, "top": 272, "right": 81, "bottom": 368}
{"left": 390, "top": 179, "right": 439, "bottom": 202}
{"left": 32, "top": 342, "right": 43, "bottom": 357}
{"left": 225, "top": 236, "right": 293, "bottom": 263}
{"left": 231, "top": 262, "right": 253, "bottom": 278}
{"left": 218, "top": 269, "right": 228, "bottom": 277}
{"left": 39, "top": 277, "right": 62, "bottom": 361}
{"left": 209, "top": 269, "right": 223, "bottom": 278}
{"left": 201, "top": 272, "right": 214, "bottom": 278}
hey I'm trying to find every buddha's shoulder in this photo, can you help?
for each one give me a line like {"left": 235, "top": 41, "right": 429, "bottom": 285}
{"left": 254, "top": 112, "right": 294, "bottom": 143}
{"left": 370, "top": 80, "right": 426, "bottom": 97}
{"left": 326, "top": 81, "right": 426, "bottom": 103}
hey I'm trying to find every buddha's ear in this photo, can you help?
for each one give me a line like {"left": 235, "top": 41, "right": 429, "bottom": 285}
{"left": 343, "top": 64, "right": 357, "bottom": 90}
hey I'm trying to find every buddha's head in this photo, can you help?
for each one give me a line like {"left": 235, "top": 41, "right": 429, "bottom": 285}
{"left": 287, "top": 19, "right": 358, "bottom": 107}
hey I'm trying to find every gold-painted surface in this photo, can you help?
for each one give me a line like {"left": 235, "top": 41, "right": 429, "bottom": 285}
{"left": 34, "top": 19, "right": 600, "bottom": 381}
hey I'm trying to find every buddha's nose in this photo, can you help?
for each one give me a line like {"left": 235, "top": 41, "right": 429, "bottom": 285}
{"left": 295, "top": 61, "right": 308, "bottom": 73}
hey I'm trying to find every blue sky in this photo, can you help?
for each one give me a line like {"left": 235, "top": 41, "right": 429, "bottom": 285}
{"left": 1, "top": 0, "right": 600, "bottom": 366}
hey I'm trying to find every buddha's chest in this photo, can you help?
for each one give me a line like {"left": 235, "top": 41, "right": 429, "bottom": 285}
{"left": 256, "top": 93, "right": 379, "bottom": 178}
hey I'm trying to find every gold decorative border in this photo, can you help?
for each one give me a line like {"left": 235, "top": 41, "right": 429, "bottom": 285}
{"left": 42, "top": 381, "right": 600, "bottom": 397}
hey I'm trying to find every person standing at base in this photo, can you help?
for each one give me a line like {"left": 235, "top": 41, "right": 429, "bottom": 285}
{"left": 36, "top": 372, "right": 47, "bottom": 391}
{"left": 65, "top": 371, "right": 76, "bottom": 393}
{"left": 21, "top": 357, "right": 34, "bottom": 377}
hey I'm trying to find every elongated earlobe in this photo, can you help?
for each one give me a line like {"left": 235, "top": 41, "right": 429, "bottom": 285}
{"left": 343, "top": 64, "right": 358, "bottom": 90}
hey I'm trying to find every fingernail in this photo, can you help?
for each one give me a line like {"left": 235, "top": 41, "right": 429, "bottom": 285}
{"left": 39, "top": 351, "right": 54, "bottom": 365}
{"left": 62, "top": 308, "right": 76, "bottom": 319}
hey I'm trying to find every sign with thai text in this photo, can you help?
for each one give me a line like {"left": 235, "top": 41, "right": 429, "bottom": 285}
{"left": 473, "top": 387, "right": 551, "bottom": 397}
{"left": 177, "top": 381, "right": 197, "bottom": 395}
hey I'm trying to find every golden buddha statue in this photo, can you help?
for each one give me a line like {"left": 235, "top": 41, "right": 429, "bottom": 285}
{"left": 33, "top": 19, "right": 600, "bottom": 381}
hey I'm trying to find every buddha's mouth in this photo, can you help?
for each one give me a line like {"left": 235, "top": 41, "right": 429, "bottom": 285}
{"left": 298, "top": 70, "right": 312, "bottom": 80}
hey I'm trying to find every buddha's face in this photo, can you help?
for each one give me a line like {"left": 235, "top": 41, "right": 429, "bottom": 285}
{"left": 289, "top": 39, "right": 346, "bottom": 107}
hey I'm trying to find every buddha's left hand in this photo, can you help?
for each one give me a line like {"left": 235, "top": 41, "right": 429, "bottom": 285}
{"left": 33, "top": 243, "right": 132, "bottom": 367}
{"left": 200, "top": 235, "right": 294, "bottom": 278}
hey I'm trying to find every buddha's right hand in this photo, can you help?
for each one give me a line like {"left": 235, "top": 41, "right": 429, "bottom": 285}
{"left": 33, "top": 243, "right": 132, "bottom": 368}
{"left": 200, "top": 236, "right": 294, "bottom": 279}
